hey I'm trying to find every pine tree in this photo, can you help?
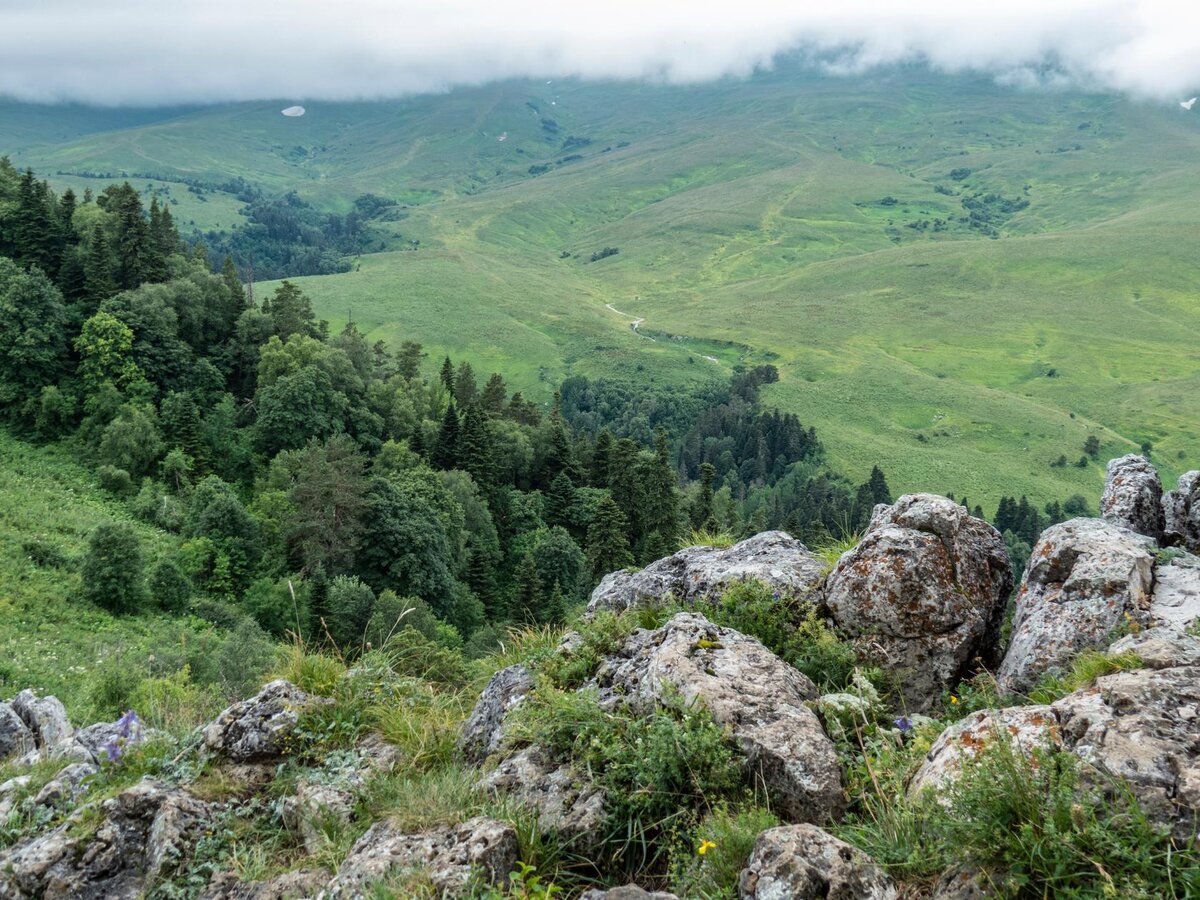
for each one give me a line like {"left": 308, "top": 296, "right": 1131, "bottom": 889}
{"left": 14, "top": 169, "right": 56, "bottom": 273}
{"left": 439, "top": 356, "right": 455, "bottom": 392}
{"left": 480, "top": 373, "right": 507, "bottom": 416}
{"left": 457, "top": 401, "right": 494, "bottom": 484}
{"left": 101, "top": 182, "right": 148, "bottom": 290}
{"left": 511, "top": 551, "right": 543, "bottom": 622}
{"left": 587, "top": 495, "right": 634, "bottom": 583}
{"left": 396, "top": 341, "right": 425, "bottom": 380}
{"left": 590, "top": 428, "right": 614, "bottom": 487}
{"left": 83, "top": 225, "right": 117, "bottom": 305}
{"left": 543, "top": 472, "right": 577, "bottom": 531}
{"left": 691, "top": 462, "right": 717, "bottom": 530}
{"left": 142, "top": 196, "right": 170, "bottom": 283}
{"left": 432, "top": 402, "right": 460, "bottom": 470}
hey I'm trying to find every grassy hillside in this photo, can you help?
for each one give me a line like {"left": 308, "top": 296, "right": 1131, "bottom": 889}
{"left": 4, "top": 63, "right": 1198, "bottom": 505}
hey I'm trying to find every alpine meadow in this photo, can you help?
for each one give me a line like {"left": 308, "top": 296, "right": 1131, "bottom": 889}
{"left": 1, "top": 8, "right": 1200, "bottom": 899}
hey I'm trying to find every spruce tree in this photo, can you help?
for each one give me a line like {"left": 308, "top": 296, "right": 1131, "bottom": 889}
{"left": 543, "top": 472, "right": 577, "bottom": 531}
{"left": 691, "top": 462, "right": 717, "bottom": 530}
{"left": 587, "top": 495, "right": 634, "bottom": 583}
{"left": 544, "top": 579, "right": 567, "bottom": 625}
{"left": 84, "top": 225, "right": 117, "bottom": 303}
{"left": 590, "top": 428, "right": 614, "bottom": 487}
{"left": 453, "top": 361, "right": 477, "bottom": 407}
{"left": 432, "top": 402, "right": 460, "bottom": 470}
{"left": 640, "top": 427, "right": 680, "bottom": 551}
{"left": 511, "top": 551, "right": 543, "bottom": 622}
{"left": 457, "top": 401, "right": 494, "bottom": 485}
{"left": 867, "top": 465, "right": 893, "bottom": 505}
{"left": 439, "top": 356, "right": 455, "bottom": 392}
{"left": 480, "top": 373, "right": 507, "bottom": 416}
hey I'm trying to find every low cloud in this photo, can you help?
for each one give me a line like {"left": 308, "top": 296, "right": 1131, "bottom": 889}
{"left": 0, "top": 0, "right": 1197, "bottom": 106}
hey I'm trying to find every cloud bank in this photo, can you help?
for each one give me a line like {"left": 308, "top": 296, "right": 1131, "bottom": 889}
{"left": 0, "top": 0, "right": 1197, "bottom": 106}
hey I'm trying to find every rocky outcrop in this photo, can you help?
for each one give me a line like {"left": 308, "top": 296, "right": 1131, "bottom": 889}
{"left": 458, "top": 664, "right": 534, "bottom": 765}
{"left": 587, "top": 531, "right": 826, "bottom": 617}
{"left": 997, "top": 518, "right": 1154, "bottom": 694}
{"left": 479, "top": 746, "right": 605, "bottom": 845}
{"left": 328, "top": 816, "right": 518, "bottom": 897}
{"left": 595, "top": 613, "right": 844, "bottom": 823}
{"left": 824, "top": 494, "right": 1012, "bottom": 710}
{"left": 202, "top": 680, "right": 329, "bottom": 761}
{"left": 737, "top": 824, "right": 898, "bottom": 899}
{"left": 1163, "top": 471, "right": 1200, "bottom": 551}
{"left": 580, "top": 886, "right": 679, "bottom": 899}
{"left": 200, "top": 869, "right": 327, "bottom": 900}
{"left": 908, "top": 706, "right": 1059, "bottom": 800}
{"left": 1149, "top": 553, "right": 1200, "bottom": 630}
{"left": 1101, "top": 455, "right": 1164, "bottom": 541}
{"left": 0, "top": 703, "right": 36, "bottom": 760}
{"left": 0, "top": 779, "right": 212, "bottom": 899}
{"left": 1107, "top": 626, "right": 1200, "bottom": 668}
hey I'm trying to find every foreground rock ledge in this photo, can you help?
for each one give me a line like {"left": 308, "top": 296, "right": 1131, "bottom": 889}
{"left": 738, "top": 824, "right": 898, "bottom": 900}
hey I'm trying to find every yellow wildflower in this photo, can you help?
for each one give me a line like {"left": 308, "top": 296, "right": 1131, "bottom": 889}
{"left": 950, "top": 695, "right": 959, "bottom": 705}
{"left": 698, "top": 840, "right": 717, "bottom": 856}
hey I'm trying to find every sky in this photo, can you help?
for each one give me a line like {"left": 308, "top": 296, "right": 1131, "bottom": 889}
{"left": 0, "top": 0, "right": 1197, "bottom": 106}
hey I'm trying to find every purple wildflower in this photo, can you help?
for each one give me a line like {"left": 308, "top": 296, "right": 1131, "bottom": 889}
{"left": 101, "top": 710, "right": 142, "bottom": 765}
{"left": 893, "top": 716, "right": 913, "bottom": 734}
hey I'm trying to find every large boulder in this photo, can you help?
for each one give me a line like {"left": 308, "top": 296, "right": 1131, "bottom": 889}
{"left": 1163, "top": 471, "right": 1200, "bottom": 552}
{"left": 908, "top": 706, "right": 1059, "bottom": 800}
{"left": 1149, "top": 552, "right": 1200, "bottom": 630}
{"left": 824, "top": 494, "right": 1012, "bottom": 710}
{"left": 457, "top": 664, "right": 534, "bottom": 765}
{"left": 328, "top": 816, "right": 518, "bottom": 897}
{"left": 0, "top": 779, "right": 211, "bottom": 899}
{"left": 580, "top": 888, "right": 678, "bottom": 900}
{"left": 1107, "top": 626, "right": 1200, "bottom": 669}
{"left": 997, "top": 518, "right": 1155, "bottom": 694}
{"left": 587, "top": 531, "right": 826, "bottom": 617}
{"left": 594, "top": 612, "right": 844, "bottom": 823}
{"left": 202, "top": 680, "right": 328, "bottom": 761}
{"left": 0, "top": 704, "right": 36, "bottom": 760}
{"left": 738, "top": 824, "right": 898, "bottom": 899}
{"left": 479, "top": 746, "right": 605, "bottom": 845}
{"left": 11, "top": 690, "right": 76, "bottom": 758}
{"left": 1100, "top": 455, "right": 1164, "bottom": 541}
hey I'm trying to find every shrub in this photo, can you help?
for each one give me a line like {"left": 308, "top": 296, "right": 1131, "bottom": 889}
{"left": 540, "top": 610, "right": 635, "bottom": 689}
{"left": 80, "top": 522, "right": 146, "bottom": 614}
{"left": 325, "top": 575, "right": 377, "bottom": 649}
{"left": 242, "top": 575, "right": 310, "bottom": 636}
{"left": 149, "top": 557, "right": 192, "bottom": 613}
{"left": 96, "top": 464, "right": 134, "bottom": 497}
{"left": 670, "top": 805, "right": 779, "bottom": 900}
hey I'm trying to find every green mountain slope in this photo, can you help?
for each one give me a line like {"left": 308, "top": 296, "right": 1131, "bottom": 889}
{"left": 4, "top": 63, "right": 1198, "bottom": 505}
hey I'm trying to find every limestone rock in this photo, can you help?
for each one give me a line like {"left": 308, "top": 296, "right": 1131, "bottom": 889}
{"left": 737, "top": 824, "right": 898, "bottom": 899}
{"left": 587, "top": 531, "right": 826, "bottom": 617}
{"left": 1052, "top": 665, "right": 1200, "bottom": 841}
{"left": 595, "top": 612, "right": 843, "bottom": 823}
{"left": 0, "top": 703, "right": 36, "bottom": 760}
{"left": 33, "top": 762, "right": 97, "bottom": 809}
{"left": 929, "top": 867, "right": 998, "bottom": 899}
{"left": 281, "top": 780, "right": 357, "bottom": 855}
{"left": 908, "top": 706, "right": 1059, "bottom": 800}
{"left": 1108, "top": 626, "right": 1200, "bottom": 669}
{"left": 11, "top": 690, "right": 75, "bottom": 756}
{"left": 825, "top": 494, "right": 1012, "bottom": 709}
{"left": 1149, "top": 553, "right": 1200, "bottom": 630}
{"left": 997, "top": 518, "right": 1154, "bottom": 694}
{"left": 479, "top": 746, "right": 605, "bottom": 845}
{"left": 1163, "top": 471, "right": 1200, "bottom": 552}
{"left": 200, "top": 870, "right": 328, "bottom": 900}
{"left": 579, "top": 888, "right": 679, "bottom": 899}
{"left": 202, "top": 680, "right": 328, "bottom": 761}
{"left": 329, "top": 816, "right": 518, "bottom": 897}
{"left": 458, "top": 664, "right": 534, "bottom": 765}
{"left": 1101, "top": 455, "right": 1164, "bottom": 541}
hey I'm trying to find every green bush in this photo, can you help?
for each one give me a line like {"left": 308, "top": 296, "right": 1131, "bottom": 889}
{"left": 149, "top": 557, "right": 192, "bottom": 613}
{"left": 96, "top": 464, "right": 134, "bottom": 497}
{"left": 670, "top": 805, "right": 779, "bottom": 900}
{"left": 540, "top": 610, "right": 635, "bottom": 689}
{"left": 80, "top": 522, "right": 146, "bottom": 614}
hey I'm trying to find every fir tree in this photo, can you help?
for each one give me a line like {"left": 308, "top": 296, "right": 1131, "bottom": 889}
{"left": 543, "top": 472, "right": 577, "bottom": 531}
{"left": 457, "top": 401, "right": 494, "bottom": 484}
{"left": 453, "top": 361, "right": 477, "bottom": 407}
{"left": 590, "top": 428, "right": 614, "bottom": 487}
{"left": 867, "top": 465, "right": 892, "bottom": 505}
{"left": 511, "top": 551, "right": 543, "bottom": 622}
{"left": 432, "top": 402, "right": 460, "bottom": 470}
{"left": 691, "top": 462, "right": 717, "bottom": 530}
{"left": 439, "top": 356, "right": 455, "bottom": 392}
{"left": 480, "top": 373, "right": 507, "bottom": 416}
{"left": 83, "top": 224, "right": 117, "bottom": 304}
{"left": 640, "top": 427, "right": 680, "bottom": 551}
{"left": 587, "top": 495, "right": 634, "bottom": 583}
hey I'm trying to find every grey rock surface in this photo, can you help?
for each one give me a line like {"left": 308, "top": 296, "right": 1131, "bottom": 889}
{"left": 737, "top": 824, "right": 898, "bottom": 899}
{"left": 200, "top": 869, "right": 328, "bottom": 900}
{"left": 1149, "top": 553, "right": 1200, "bottom": 630}
{"left": 1100, "top": 454, "right": 1164, "bottom": 541}
{"left": 997, "top": 518, "right": 1155, "bottom": 694}
{"left": 202, "top": 680, "right": 328, "bottom": 761}
{"left": 458, "top": 664, "right": 534, "bottom": 765}
{"left": 588, "top": 531, "right": 826, "bottom": 617}
{"left": 824, "top": 494, "right": 1012, "bottom": 709}
{"left": 1108, "top": 626, "right": 1200, "bottom": 668}
{"left": 0, "top": 703, "right": 36, "bottom": 760}
{"left": 579, "top": 888, "right": 679, "bottom": 900}
{"left": 1163, "top": 471, "right": 1200, "bottom": 552}
{"left": 478, "top": 746, "right": 605, "bottom": 845}
{"left": 11, "top": 689, "right": 75, "bottom": 755}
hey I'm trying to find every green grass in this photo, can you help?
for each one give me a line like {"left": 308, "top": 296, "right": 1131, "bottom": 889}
{"left": 5, "top": 63, "right": 1199, "bottom": 505}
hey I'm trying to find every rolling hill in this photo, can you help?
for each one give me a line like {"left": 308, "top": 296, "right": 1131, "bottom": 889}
{"left": 4, "top": 60, "right": 1198, "bottom": 506}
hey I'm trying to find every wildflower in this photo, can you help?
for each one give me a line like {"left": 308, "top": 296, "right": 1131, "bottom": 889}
{"left": 698, "top": 839, "right": 717, "bottom": 855}
{"left": 949, "top": 695, "right": 959, "bottom": 705}
{"left": 893, "top": 716, "right": 912, "bottom": 733}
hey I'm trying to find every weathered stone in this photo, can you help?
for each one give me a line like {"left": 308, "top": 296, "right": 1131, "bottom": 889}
{"left": 595, "top": 612, "right": 843, "bottom": 823}
{"left": 997, "top": 518, "right": 1155, "bottom": 694}
{"left": 11, "top": 690, "right": 75, "bottom": 755}
{"left": 579, "top": 887, "right": 679, "bottom": 900}
{"left": 738, "top": 824, "right": 898, "bottom": 899}
{"left": 329, "top": 816, "right": 518, "bottom": 897}
{"left": 929, "top": 866, "right": 999, "bottom": 899}
{"left": 588, "top": 531, "right": 826, "bottom": 617}
{"left": 1163, "top": 471, "right": 1200, "bottom": 552}
{"left": 0, "top": 703, "right": 36, "bottom": 760}
{"left": 1101, "top": 454, "right": 1164, "bottom": 541}
{"left": 202, "top": 680, "right": 328, "bottom": 761}
{"left": 825, "top": 494, "right": 1012, "bottom": 710}
{"left": 908, "top": 706, "right": 1059, "bottom": 800}
{"left": 479, "top": 746, "right": 605, "bottom": 845}
{"left": 33, "top": 762, "right": 97, "bottom": 809}
{"left": 281, "top": 780, "right": 357, "bottom": 855}
{"left": 1150, "top": 553, "right": 1200, "bottom": 630}
{"left": 356, "top": 732, "right": 404, "bottom": 774}
{"left": 1052, "top": 665, "right": 1200, "bottom": 842}
{"left": 200, "top": 870, "right": 328, "bottom": 900}
{"left": 0, "top": 779, "right": 211, "bottom": 899}
{"left": 1108, "top": 626, "right": 1200, "bottom": 669}
{"left": 0, "top": 774, "right": 33, "bottom": 821}
{"left": 458, "top": 664, "right": 534, "bottom": 765}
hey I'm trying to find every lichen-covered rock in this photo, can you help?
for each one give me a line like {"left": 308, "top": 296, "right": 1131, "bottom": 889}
{"left": 929, "top": 866, "right": 998, "bottom": 899}
{"left": 0, "top": 703, "right": 36, "bottom": 760}
{"left": 329, "top": 816, "right": 518, "bottom": 897}
{"left": 595, "top": 612, "right": 843, "bottom": 823}
{"left": 580, "top": 887, "right": 679, "bottom": 899}
{"left": 200, "top": 869, "right": 328, "bottom": 900}
{"left": 1101, "top": 455, "right": 1164, "bottom": 541}
{"left": 737, "top": 824, "right": 898, "bottom": 899}
{"left": 824, "top": 494, "right": 1012, "bottom": 710}
{"left": 1051, "top": 665, "right": 1200, "bottom": 842}
{"left": 1108, "top": 626, "right": 1200, "bottom": 669}
{"left": 281, "top": 780, "right": 357, "bottom": 855}
{"left": 33, "top": 762, "right": 97, "bottom": 809}
{"left": 0, "top": 779, "right": 211, "bottom": 899}
{"left": 478, "top": 746, "right": 605, "bottom": 844}
{"left": 1163, "top": 471, "right": 1200, "bottom": 552}
{"left": 587, "top": 531, "right": 826, "bottom": 617}
{"left": 1149, "top": 553, "right": 1200, "bottom": 630}
{"left": 202, "top": 680, "right": 328, "bottom": 761}
{"left": 11, "top": 690, "right": 75, "bottom": 756}
{"left": 908, "top": 706, "right": 1059, "bottom": 800}
{"left": 458, "top": 664, "right": 534, "bottom": 764}
{"left": 997, "top": 518, "right": 1155, "bottom": 694}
